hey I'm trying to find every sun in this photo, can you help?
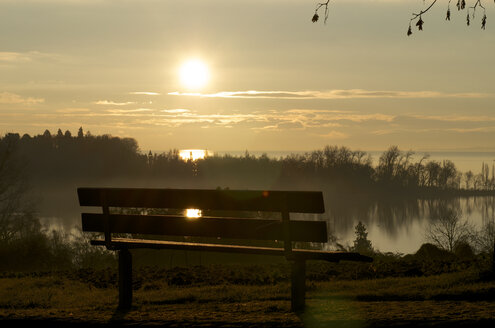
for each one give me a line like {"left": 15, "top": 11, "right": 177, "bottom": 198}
{"left": 179, "top": 59, "right": 210, "bottom": 90}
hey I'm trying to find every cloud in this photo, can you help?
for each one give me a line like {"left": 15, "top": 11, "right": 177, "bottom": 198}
{"left": 106, "top": 108, "right": 153, "bottom": 113}
{"left": 447, "top": 127, "right": 495, "bottom": 133}
{"left": 129, "top": 91, "right": 161, "bottom": 96}
{"left": 253, "top": 121, "right": 306, "bottom": 131}
{"left": 133, "top": 108, "right": 394, "bottom": 131}
{"left": 319, "top": 131, "right": 349, "bottom": 139}
{"left": 56, "top": 108, "right": 91, "bottom": 113}
{"left": 69, "top": 104, "right": 391, "bottom": 132}
{"left": 370, "top": 124, "right": 495, "bottom": 136}
{"left": 286, "top": 109, "right": 347, "bottom": 114}
{"left": 371, "top": 129, "right": 396, "bottom": 136}
{"left": 168, "top": 89, "right": 490, "bottom": 100}
{"left": 409, "top": 114, "right": 495, "bottom": 122}
{"left": 329, "top": 113, "right": 395, "bottom": 123}
{"left": 0, "top": 52, "right": 34, "bottom": 63}
{"left": 94, "top": 100, "right": 136, "bottom": 106}
{"left": 0, "top": 51, "right": 62, "bottom": 65}
{"left": 160, "top": 109, "right": 190, "bottom": 113}
{"left": 0, "top": 92, "right": 44, "bottom": 105}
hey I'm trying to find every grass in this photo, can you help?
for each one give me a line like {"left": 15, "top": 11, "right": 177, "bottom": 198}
{"left": 1, "top": 265, "right": 495, "bottom": 327}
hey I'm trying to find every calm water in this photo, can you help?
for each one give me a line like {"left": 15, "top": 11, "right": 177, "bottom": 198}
{"left": 39, "top": 189, "right": 495, "bottom": 255}
{"left": 331, "top": 196, "right": 495, "bottom": 254}
{"left": 37, "top": 150, "right": 495, "bottom": 255}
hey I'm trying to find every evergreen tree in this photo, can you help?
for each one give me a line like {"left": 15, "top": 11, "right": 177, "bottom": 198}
{"left": 353, "top": 221, "right": 373, "bottom": 254}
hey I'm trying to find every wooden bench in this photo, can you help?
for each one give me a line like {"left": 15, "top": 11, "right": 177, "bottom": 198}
{"left": 78, "top": 187, "right": 372, "bottom": 312}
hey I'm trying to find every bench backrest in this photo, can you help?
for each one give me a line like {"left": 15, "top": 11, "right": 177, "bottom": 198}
{"left": 78, "top": 187, "right": 327, "bottom": 247}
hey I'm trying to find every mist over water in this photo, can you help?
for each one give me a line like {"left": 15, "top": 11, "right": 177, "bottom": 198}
{"left": 37, "top": 184, "right": 495, "bottom": 255}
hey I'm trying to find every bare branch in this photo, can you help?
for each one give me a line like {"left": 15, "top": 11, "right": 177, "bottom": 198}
{"left": 312, "top": 0, "right": 330, "bottom": 24}
{"left": 467, "top": 0, "right": 487, "bottom": 28}
{"left": 407, "top": 0, "right": 490, "bottom": 35}
{"left": 411, "top": 0, "right": 440, "bottom": 21}
{"left": 311, "top": 1, "right": 492, "bottom": 35}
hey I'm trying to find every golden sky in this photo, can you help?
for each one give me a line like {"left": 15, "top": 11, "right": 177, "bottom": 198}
{"left": 1, "top": 0, "right": 494, "bottom": 152}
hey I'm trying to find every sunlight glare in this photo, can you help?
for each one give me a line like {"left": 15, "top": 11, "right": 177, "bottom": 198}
{"left": 179, "top": 149, "right": 211, "bottom": 161}
{"left": 179, "top": 59, "right": 209, "bottom": 90}
{"left": 185, "top": 209, "right": 202, "bottom": 218}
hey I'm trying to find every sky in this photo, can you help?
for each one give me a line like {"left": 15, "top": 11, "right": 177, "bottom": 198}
{"left": 1, "top": 0, "right": 495, "bottom": 153}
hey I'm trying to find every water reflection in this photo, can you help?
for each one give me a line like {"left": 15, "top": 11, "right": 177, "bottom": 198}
{"left": 38, "top": 188, "right": 495, "bottom": 255}
{"left": 327, "top": 195, "right": 495, "bottom": 254}
{"left": 185, "top": 209, "right": 202, "bottom": 218}
{"left": 179, "top": 149, "right": 212, "bottom": 161}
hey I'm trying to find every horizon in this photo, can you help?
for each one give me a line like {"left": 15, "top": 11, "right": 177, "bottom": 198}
{"left": 5, "top": 126, "right": 495, "bottom": 173}
{"left": 7, "top": 127, "right": 495, "bottom": 154}
{"left": 4, "top": 126, "right": 495, "bottom": 173}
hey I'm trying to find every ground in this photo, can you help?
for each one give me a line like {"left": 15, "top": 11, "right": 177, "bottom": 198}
{"left": 1, "top": 267, "right": 494, "bottom": 327}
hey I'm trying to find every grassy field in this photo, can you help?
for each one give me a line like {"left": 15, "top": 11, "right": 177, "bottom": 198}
{"left": 1, "top": 263, "right": 495, "bottom": 327}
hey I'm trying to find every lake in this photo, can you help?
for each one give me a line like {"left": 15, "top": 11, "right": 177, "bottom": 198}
{"left": 36, "top": 150, "right": 495, "bottom": 256}
{"left": 38, "top": 187, "right": 495, "bottom": 255}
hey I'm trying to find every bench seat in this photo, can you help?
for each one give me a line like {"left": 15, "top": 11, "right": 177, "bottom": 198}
{"left": 90, "top": 237, "right": 371, "bottom": 262}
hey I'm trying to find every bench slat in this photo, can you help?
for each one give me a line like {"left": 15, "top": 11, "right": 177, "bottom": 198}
{"left": 77, "top": 188, "right": 325, "bottom": 213}
{"left": 90, "top": 238, "right": 373, "bottom": 262}
{"left": 82, "top": 213, "right": 328, "bottom": 243}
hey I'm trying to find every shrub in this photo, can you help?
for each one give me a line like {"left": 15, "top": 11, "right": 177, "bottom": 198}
{"left": 414, "top": 243, "right": 454, "bottom": 261}
{"left": 352, "top": 221, "right": 374, "bottom": 255}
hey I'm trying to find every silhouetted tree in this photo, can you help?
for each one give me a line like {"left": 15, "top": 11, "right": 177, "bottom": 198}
{"left": 425, "top": 206, "right": 474, "bottom": 252}
{"left": 425, "top": 161, "right": 441, "bottom": 187}
{"left": 376, "top": 146, "right": 418, "bottom": 189}
{"left": 438, "top": 160, "right": 458, "bottom": 189}
{"left": 464, "top": 170, "right": 474, "bottom": 189}
{"left": 352, "top": 221, "right": 373, "bottom": 254}
{"left": 0, "top": 134, "right": 36, "bottom": 242}
{"left": 481, "top": 162, "right": 492, "bottom": 189}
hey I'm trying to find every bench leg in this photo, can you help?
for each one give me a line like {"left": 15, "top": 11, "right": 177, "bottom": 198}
{"left": 290, "top": 259, "right": 306, "bottom": 312}
{"left": 118, "top": 249, "right": 132, "bottom": 310}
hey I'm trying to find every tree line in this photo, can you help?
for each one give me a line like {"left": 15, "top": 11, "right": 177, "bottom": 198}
{"left": 1, "top": 129, "right": 494, "bottom": 195}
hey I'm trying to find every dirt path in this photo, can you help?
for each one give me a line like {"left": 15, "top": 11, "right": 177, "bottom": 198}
{"left": 2, "top": 298, "right": 495, "bottom": 327}
{"left": 303, "top": 298, "right": 495, "bottom": 327}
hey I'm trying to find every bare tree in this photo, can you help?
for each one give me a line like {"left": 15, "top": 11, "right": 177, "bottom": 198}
{"left": 425, "top": 206, "right": 474, "bottom": 252}
{"left": 473, "top": 220, "right": 495, "bottom": 254}
{"left": 0, "top": 134, "right": 36, "bottom": 242}
{"left": 470, "top": 218, "right": 495, "bottom": 273}
{"left": 312, "top": 0, "right": 492, "bottom": 35}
